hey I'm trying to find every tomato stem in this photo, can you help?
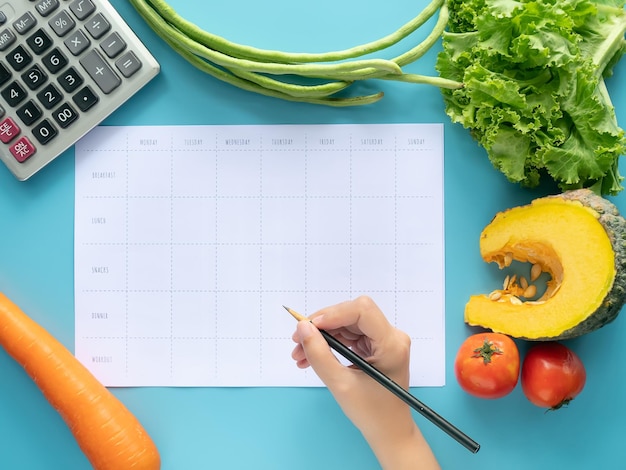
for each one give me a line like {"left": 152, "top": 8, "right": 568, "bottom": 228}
{"left": 472, "top": 338, "right": 503, "bottom": 364}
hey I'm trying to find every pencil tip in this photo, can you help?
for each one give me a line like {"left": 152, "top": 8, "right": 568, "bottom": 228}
{"left": 283, "top": 306, "right": 308, "bottom": 322}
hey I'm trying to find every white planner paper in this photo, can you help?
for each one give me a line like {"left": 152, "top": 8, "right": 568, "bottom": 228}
{"left": 74, "top": 124, "right": 445, "bottom": 387}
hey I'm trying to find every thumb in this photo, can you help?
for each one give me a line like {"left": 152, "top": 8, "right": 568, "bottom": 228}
{"left": 296, "top": 321, "right": 344, "bottom": 387}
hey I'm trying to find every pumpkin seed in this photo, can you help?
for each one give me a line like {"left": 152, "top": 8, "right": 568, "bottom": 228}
{"left": 523, "top": 285, "right": 537, "bottom": 298}
{"left": 489, "top": 291, "right": 503, "bottom": 301}
{"left": 520, "top": 276, "right": 528, "bottom": 290}
{"left": 530, "top": 263, "right": 542, "bottom": 282}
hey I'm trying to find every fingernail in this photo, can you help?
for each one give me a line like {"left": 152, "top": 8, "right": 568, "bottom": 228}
{"left": 311, "top": 314, "right": 325, "bottom": 327}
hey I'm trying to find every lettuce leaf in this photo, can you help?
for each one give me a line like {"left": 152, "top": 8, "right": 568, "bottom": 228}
{"left": 436, "top": 0, "right": 626, "bottom": 195}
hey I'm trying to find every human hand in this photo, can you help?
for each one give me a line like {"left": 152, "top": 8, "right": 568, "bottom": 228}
{"left": 291, "top": 296, "right": 439, "bottom": 469}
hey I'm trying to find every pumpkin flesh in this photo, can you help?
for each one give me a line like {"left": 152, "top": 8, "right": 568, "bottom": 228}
{"left": 465, "top": 197, "right": 616, "bottom": 340}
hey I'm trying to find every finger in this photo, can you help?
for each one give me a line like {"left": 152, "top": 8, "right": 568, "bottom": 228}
{"left": 292, "top": 342, "right": 312, "bottom": 369}
{"left": 296, "top": 320, "right": 345, "bottom": 387}
{"left": 295, "top": 359, "right": 310, "bottom": 369}
{"left": 312, "top": 296, "right": 394, "bottom": 342}
{"left": 291, "top": 343, "right": 306, "bottom": 362}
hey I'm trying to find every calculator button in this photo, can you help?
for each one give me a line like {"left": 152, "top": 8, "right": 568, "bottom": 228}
{"left": 32, "top": 118, "right": 57, "bottom": 144}
{"left": 0, "top": 12, "right": 6, "bottom": 26}
{"left": 0, "top": 62, "right": 11, "bottom": 86}
{"left": 37, "top": 82, "right": 62, "bottom": 109}
{"left": 26, "top": 28, "right": 53, "bottom": 54}
{"left": 80, "top": 49, "right": 120, "bottom": 93}
{"left": 42, "top": 47, "right": 68, "bottom": 73}
{"left": 6, "top": 45, "right": 32, "bottom": 71}
{"left": 69, "top": 0, "right": 96, "bottom": 20}
{"left": 0, "top": 29, "right": 16, "bottom": 51}
{"left": 1, "top": 81, "right": 28, "bottom": 106}
{"left": 64, "top": 29, "right": 90, "bottom": 55}
{"left": 52, "top": 102, "right": 78, "bottom": 128}
{"left": 48, "top": 10, "right": 75, "bottom": 37}
{"left": 35, "top": 0, "right": 60, "bottom": 17}
{"left": 16, "top": 100, "right": 42, "bottom": 125}
{"left": 0, "top": 116, "right": 20, "bottom": 143}
{"left": 115, "top": 51, "right": 142, "bottom": 78}
{"left": 72, "top": 85, "right": 97, "bottom": 111}
{"left": 100, "top": 32, "right": 125, "bottom": 58}
{"left": 9, "top": 136, "right": 36, "bottom": 162}
{"left": 57, "top": 65, "right": 83, "bottom": 92}
{"left": 21, "top": 64, "right": 48, "bottom": 90}
{"left": 13, "top": 12, "right": 37, "bottom": 35}
{"left": 85, "top": 13, "right": 110, "bottom": 39}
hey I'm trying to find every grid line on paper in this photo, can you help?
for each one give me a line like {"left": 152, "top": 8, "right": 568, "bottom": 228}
{"left": 83, "top": 336, "right": 305, "bottom": 340}
{"left": 169, "top": 133, "right": 174, "bottom": 379}
{"left": 303, "top": 132, "right": 308, "bottom": 314}
{"left": 302, "top": 131, "right": 310, "bottom": 381}
{"left": 259, "top": 137, "right": 264, "bottom": 378}
{"left": 124, "top": 131, "right": 129, "bottom": 377}
{"left": 214, "top": 130, "right": 219, "bottom": 381}
{"left": 81, "top": 334, "right": 438, "bottom": 341}
{"left": 76, "top": 147, "right": 438, "bottom": 153}
{"left": 394, "top": 135, "right": 398, "bottom": 325}
{"left": 80, "top": 195, "right": 436, "bottom": 200}
{"left": 348, "top": 134, "right": 353, "bottom": 297}
{"left": 81, "top": 289, "right": 436, "bottom": 293}
{"left": 82, "top": 243, "right": 436, "bottom": 246}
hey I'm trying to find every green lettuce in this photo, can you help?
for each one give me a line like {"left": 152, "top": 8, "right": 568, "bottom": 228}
{"left": 436, "top": 0, "right": 626, "bottom": 195}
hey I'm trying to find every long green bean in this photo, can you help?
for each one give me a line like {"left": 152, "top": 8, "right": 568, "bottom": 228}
{"left": 175, "top": 44, "right": 385, "bottom": 106}
{"left": 128, "top": 0, "right": 464, "bottom": 105}
{"left": 378, "top": 72, "right": 464, "bottom": 89}
{"left": 391, "top": 3, "right": 449, "bottom": 66}
{"left": 132, "top": 1, "right": 402, "bottom": 78}
{"left": 227, "top": 69, "right": 353, "bottom": 99}
{"left": 133, "top": 0, "right": 444, "bottom": 64}
{"left": 132, "top": 1, "right": 384, "bottom": 105}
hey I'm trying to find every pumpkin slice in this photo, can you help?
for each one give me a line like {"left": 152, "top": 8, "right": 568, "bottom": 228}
{"left": 465, "top": 189, "right": 626, "bottom": 340}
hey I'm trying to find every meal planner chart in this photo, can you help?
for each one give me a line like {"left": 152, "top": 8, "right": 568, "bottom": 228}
{"left": 74, "top": 124, "right": 445, "bottom": 387}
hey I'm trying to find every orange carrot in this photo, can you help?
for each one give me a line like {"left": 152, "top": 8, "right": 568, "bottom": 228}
{"left": 0, "top": 292, "right": 161, "bottom": 470}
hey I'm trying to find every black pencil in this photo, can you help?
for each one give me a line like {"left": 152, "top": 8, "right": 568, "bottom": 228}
{"left": 284, "top": 305, "right": 480, "bottom": 454}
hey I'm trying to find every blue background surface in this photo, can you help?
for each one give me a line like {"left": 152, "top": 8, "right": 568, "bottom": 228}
{"left": 1, "top": 0, "right": 625, "bottom": 468}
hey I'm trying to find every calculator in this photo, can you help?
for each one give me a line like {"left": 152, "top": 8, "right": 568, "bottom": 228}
{"left": 0, "top": 0, "right": 159, "bottom": 181}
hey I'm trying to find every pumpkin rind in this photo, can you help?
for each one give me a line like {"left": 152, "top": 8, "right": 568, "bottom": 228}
{"left": 553, "top": 190, "right": 626, "bottom": 339}
{"left": 465, "top": 189, "right": 626, "bottom": 340}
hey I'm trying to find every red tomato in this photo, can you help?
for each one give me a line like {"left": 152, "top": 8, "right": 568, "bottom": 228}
{"left": 454, "top": 333, "right": 520, "bottom": 399}
{"left": 521, "top": 342, "right": 586, "bottom": 410}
